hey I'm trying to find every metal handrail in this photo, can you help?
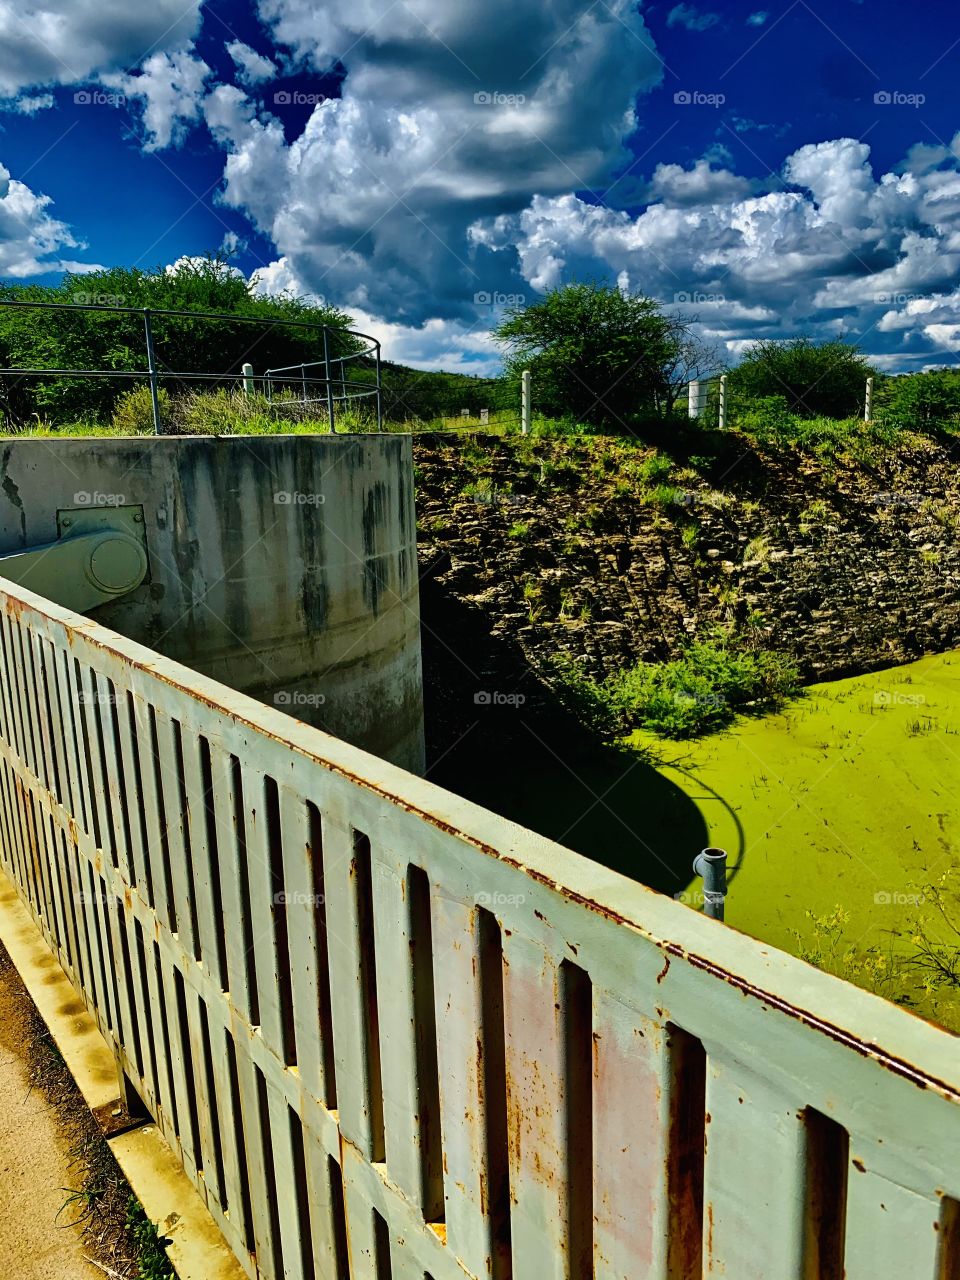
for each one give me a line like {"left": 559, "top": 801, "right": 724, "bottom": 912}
{"left": 0, "top": 299, "right": 383, "bottom": 434}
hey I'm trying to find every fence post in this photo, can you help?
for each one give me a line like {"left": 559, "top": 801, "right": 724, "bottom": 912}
{"left": 521, "top": 369, "right": 532, "bottom": 435}
{"left": 375, "top": 341, "right": 384, "bottom": 432}
{"left": 242, "top": 363, "right": 255, "bottom": 398}
{"left": 142, "top": 308, "right": 162, "bottom": 435}
{"left": 718, "top": 373, "right": 728, "bottom": 430}
{"left": 865, "top": 376, "right": 874, "bottom": 422}
{"left": 322, "top": 330, "right": 336, "bottom": 433}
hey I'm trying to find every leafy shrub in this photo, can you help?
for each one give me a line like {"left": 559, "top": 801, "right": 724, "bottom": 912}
{"left": 733, "top": 394, "right": 794, "bottom": 436}
{"left": 556, "top": 638, "right": 800, "bottom": 738}
{"left": 110, "top": 385, "right": 171, "bottom": 434}
{"left": 727, "top": 337, "right": 873, "bottom": 418}
{"left": 874, "top": 368, "right": 960, "bottom": 429}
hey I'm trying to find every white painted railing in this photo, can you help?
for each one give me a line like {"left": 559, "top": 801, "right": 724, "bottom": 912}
{"left": 0, "top": 573, "right": 959, "bottom": 1280}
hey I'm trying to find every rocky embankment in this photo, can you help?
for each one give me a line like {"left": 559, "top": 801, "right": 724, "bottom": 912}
{"left": 414, "top": 430, "right": 960, "bottom": 687}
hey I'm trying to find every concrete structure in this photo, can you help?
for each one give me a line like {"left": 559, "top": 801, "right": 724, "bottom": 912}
{"left": 0, "top": 435, "right": 424, "bottom": 772}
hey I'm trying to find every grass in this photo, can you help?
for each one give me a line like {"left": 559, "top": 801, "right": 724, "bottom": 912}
{"left": 640, "top": 650, "right": 960, "bottom": 1032}
{"left": 554, "top": 637, "right": 801, "bottom": 739}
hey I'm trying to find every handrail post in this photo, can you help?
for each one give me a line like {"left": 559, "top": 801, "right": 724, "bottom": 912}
{"left": 323, "top": 329, "right": 337, "bottom": 433}
{"left": 375, "top": 341, "right": 383, "bottom": 432}
{"left": 143, "top": 308, "right": 162, "bottom": 435}
{"left": 693, "top": 847, "right": 727, "bottom": 920}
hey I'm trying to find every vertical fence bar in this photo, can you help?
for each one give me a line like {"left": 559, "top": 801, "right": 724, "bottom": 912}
{"left": 375, "top": 341, "right": 384, "bottom": 432}
{"left": 323, "top": 330, "right": 336, "bottom": 434}
{"left": 143, "top": 308, "right": 162, "bottom": 435}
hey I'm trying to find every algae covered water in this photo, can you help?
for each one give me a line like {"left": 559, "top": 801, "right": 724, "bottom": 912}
{"left": 641, "top": 649, "right": 960, "bottom": 1030}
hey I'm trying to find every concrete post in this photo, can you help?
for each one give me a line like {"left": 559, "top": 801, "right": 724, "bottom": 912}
{"left": 688, "top": 380, "right": 700, "bottom": 419}
{"left": 718, "top": 374, "right": 728, "bottom": 430}
{"left": 242, "top": 363, "right": 255, "bottom": 397}
{"left": 521, "top": 369, "right": 532, "bottom": 435}
{"left": 865, "top": 376, "right": 874, "bottom": 422}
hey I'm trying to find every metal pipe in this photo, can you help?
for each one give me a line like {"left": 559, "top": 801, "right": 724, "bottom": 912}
{"left": 375, "top": 342, "right": 383, "bottom": 432}
{"left": 323, "top": 330, "right": 336, "bottom": 433}
{"left": 692, "top": 847, "right": 728, "bottom": 921}
{"left": 142, "top": 309, "right": 162, "bottom": 435}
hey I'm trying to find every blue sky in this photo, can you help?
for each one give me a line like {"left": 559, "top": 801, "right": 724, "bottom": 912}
{"left": 1, "top": 0, "right": 960, "bottom": 373}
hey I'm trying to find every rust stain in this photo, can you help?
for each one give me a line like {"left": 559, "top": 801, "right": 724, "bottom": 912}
{"left": 664, "top": 942, "right": 960, "bottom": 1101}
{"left": 656, "top": 957, "right": 670, "bottom": 984}
{"left": 853, "top": 1158, "right": 866, "bottom": 1173}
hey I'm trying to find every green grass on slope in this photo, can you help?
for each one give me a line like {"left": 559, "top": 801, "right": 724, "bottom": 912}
{"left": 637, "top": 651, "right": 960, "bottom": 1032}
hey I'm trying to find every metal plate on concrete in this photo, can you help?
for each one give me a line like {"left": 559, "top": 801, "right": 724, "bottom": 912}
{"left": 56, "top": 504, "right": 150, "bottom": 581}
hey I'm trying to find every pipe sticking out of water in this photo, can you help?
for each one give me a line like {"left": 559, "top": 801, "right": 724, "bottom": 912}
{"left": 693, "top": 847, "right": 728, "bottom": 921}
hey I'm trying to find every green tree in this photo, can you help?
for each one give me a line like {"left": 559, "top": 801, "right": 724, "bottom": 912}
{"left": 726, "top": 336, "right": 873, "bottom": 419}
{"left": 876, "top": 369, "right": 960, "bottom": 427}
{"left": 493, "top": 283, "right": 709, "bottom": 428}
{"left": 0, "top": 256, "right": 357, "bottom": 425}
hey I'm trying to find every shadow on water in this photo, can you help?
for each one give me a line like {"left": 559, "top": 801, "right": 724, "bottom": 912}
{"left": 420, "top": 568, "right": 708, "bottom": 899}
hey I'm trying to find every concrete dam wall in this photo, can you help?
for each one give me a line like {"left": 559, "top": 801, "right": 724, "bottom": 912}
{"left": 0, "top": 434, "right": 425, "bottom": 773}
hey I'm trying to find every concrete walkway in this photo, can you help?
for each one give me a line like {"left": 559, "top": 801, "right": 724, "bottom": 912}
{"left": 0, "top": 951, "right": 100, "bottom": 1280}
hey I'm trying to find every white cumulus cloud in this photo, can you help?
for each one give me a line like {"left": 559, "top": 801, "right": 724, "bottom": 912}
{"left": 0, "top": 160, "right": 99, "bottom": 276}
{"left": 103, "top": 50, "right": 211, "bottom": 151}
{"left": 0, "top": 0, "right": 202, "bottom": 97}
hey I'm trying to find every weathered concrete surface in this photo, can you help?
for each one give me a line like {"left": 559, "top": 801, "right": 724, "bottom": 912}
{"left": 0, "top": 434, "right": 424, "bottom": 772}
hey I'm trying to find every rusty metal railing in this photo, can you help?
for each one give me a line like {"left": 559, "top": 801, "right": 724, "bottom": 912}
{"left": 0, "top": 572, "right": 958, "bottom": 1278}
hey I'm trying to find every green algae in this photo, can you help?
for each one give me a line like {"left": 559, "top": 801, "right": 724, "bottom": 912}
{"left": 634, "top": 650, "right": 960, "bottom": 1031}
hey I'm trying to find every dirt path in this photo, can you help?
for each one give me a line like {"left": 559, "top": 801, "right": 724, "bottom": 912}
{"left": 0, "top": 949, "right": 102, "bottom": 1280}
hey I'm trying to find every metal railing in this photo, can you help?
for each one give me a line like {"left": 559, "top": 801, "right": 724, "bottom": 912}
{"left": 0, "top": 300, "right": 383, "bottom": 434}
{"left": 0, "top": 571, "right": 959, "bottom": 1278}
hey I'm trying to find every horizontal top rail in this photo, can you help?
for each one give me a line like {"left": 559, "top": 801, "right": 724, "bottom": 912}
{"left": 0, "top": 297, "right": 381, "bottom": 343}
